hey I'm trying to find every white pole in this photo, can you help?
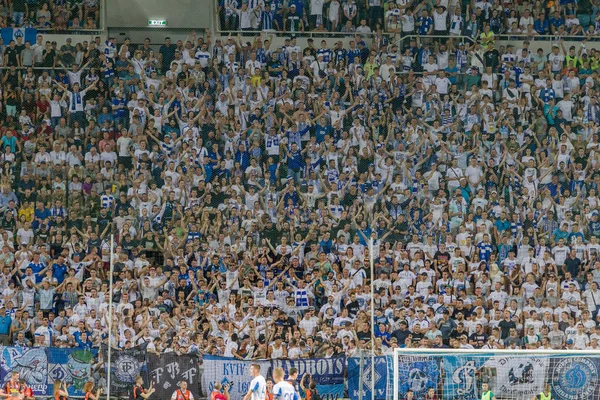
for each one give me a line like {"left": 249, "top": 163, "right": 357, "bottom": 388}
{"left": 106, "top": 234, "right": 114, "bottom": 400}
{"left": 369, "top": 238, "right": 375, "bottom": 400}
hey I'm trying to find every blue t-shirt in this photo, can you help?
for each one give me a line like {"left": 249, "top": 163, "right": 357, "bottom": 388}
{"left": 52, "top": 263, "right": 68, "bottom": 284}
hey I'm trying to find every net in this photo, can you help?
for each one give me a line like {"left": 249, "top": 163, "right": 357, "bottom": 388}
{"left": 392, "top": 348, "right": 600, "bottom": 400}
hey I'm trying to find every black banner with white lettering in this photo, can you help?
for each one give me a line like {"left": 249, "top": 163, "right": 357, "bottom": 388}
{"left": 147, "top": 353, "right": 202, "bottom": 399}
{"left": 102, "top": 343, "right": 148, "bottom": 395}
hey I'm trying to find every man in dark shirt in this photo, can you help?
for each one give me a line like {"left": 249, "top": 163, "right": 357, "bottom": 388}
{"left": 392, "top": 321, "right": 410, "bottom": 345}
{"left": 564, "top": 249, "right": 582, "bottom": 277}
{"left": 449, "top": 322, "right": 468, "bottom": 341}
{"left": 346, "top": 292, "right": 361, "bottom": 318}
{"left": 14, "top": 37, "right": 24, "bottom": 58}
{"left": 4, "top": 41, "right": 18, "bottom": 67}
{"left": 434, "top": 243, "right": 451, "bottom": 265}
{"left": 498, "top": 310, "right": 516, "bottom": 339}
{"left": 159, "top": 37, "right": 177, "bottom": 73}
{"left": 437, "top": 310, "right": 457, "bottom": 343}
{"left": 410, "top": 324, "right": 425, "bottom": 346}
{"left": 484, "top": 43, "right": 500, "bottom": 70}
{"left": 469, "top": 324, "right": 489, "bottom": 348}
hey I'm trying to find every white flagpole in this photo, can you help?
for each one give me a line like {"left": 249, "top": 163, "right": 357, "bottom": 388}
{"left": 106, "top": 234, "right": 114, "bottom": 400}
{"left": 369, "top": 238, "right": 375, "bottom": 400}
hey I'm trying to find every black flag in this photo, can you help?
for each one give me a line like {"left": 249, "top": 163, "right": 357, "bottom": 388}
{"left": 147, "top": 353, "right": 201, "bottom": 399}
{"left": 102, "top": 343, "right": 148, "bottom": 395}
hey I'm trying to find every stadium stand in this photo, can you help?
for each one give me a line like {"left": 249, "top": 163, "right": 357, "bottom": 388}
{"left": 0, "top": 0, "right": 600, "bottom": 397}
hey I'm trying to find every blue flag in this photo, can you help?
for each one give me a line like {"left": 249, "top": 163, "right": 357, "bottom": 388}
{"left": 1, "top": 28, "right": 37, "bottom": 44}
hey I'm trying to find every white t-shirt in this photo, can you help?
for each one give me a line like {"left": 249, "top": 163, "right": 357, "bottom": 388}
{"left": 249, "top": 375, "right": 267, "bottom": 400}
{"left": 273, "top": 381, "right": 296, "bottom": 400}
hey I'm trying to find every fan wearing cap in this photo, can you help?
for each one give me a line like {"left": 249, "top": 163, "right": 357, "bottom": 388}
{"left": 285, "top": 4, "right": 303, "bottom": 32}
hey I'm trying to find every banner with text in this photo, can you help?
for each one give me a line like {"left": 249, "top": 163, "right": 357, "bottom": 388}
{"left": 201, "top": 355, "right": 270, "bottom": 399}
{"left": 548, "top": 356, "right": 600, "bottom": 400}
{"left": 271, "top": 357, "right": 345, "bottom": 397}
{"left": 148, "top": 353, "right": 202, "bottom": 399}
{"left": 47, "top": 348, "right": 97, "bottom": 397}
{"left": 0, "top": 347, "right": 48, "bottom": 395}
{"left": 103, "top": 343, "right": 148, "bottom": 395}
{"left": 442, "top": 354, "right": 577, "bottom": 400}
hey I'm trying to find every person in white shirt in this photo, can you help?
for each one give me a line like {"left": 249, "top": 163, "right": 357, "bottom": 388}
{"left": 272, "top": 367, "right": 296, "bottom": 400}
{"left": 56, "top": 80, "right": 97, "bottom": 128}
{"left": 244, "top": 364, "right": 267, "bottom": 400}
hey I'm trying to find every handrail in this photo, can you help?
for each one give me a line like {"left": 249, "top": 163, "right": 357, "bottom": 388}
{"left": 395, "top": 34, "right": 475, "bottom": 48}
{"left": 215, "top": 29, "right": 378, "bottom": 37}
{"left": 486, "top": 33, "right": 600, "bottom": 41}
{"left": 394, "top": 33, "right": 600, "bottom": 49}
{"left": 36, "top": 28, "right": 104, "bottom": 33}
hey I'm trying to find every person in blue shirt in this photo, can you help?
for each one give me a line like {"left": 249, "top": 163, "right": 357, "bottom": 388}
{"left": 445, "top": 58, "right": 459, "bottom": 84}
{"left": 375, "top": 321, "right": 392, "bottom": 345}
{"left": 589, "top": 212, "right": 600, "bottom": 236}
{"left": 27, "top": 254, "right": 46, "bottom": 283}
{"left": 0, "top": 306, "right": 11, "bottom": 345}
{"left": 534, "top": 13, "right": 549, "bottom": 35}
{"left": 314, "top": 116, "right": 331, "bottom": 143}
{"left": 51, "top": 256, "right": 68, "bottom": 284}
{"left": 568, "top": 223, "right": 585, "bottom": 244}
{"left": 96, "top": 106, "right": 114, "bottom": 128}
{"left": 111, "top": 92, "right": 127, "bottom": 128}
{"left": 477, "top": 234, "right": 494, "bottom": 262}
{"left": 417, "top": 9, "right": 433, "bottom": 35}
{"left": 494, "top": 212, "right": 511, "bottom": 236}
{"left": 543, "top": 98, "right": 559, "bottom": 126}
{"left": 75, "top": 331, "right": 93, "bottom": 350}
{"left": 552, "top": 223, "right": 570, "bottom": 243}
{"left": 0, "top": 130, "right": 18, "bottom": 153}
{"left": 234, "top": 142, "right": 251, "bottom": 170}
{"left": 286, "top": 142, "right": 304, "bottom": 184}
{"left": 549, "top": 10, "right": 565, "bottom": 34}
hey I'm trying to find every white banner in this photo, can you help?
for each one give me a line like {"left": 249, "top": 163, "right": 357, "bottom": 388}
{"left": 201, "top": 356, "right": 270, "bottom": 399}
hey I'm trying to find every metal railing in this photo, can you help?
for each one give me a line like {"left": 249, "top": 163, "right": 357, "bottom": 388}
{"left": 215, "top": 28, "right": 379, "bottom": 38}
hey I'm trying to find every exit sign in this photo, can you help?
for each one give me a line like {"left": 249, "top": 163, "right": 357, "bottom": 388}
{"left": 148, "top": 19, "right": 167, "bottom": 26}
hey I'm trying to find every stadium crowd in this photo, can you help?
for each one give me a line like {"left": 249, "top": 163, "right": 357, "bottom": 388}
{"left": 0, "top": 0, "right": 101, "bottom": 31}
{"left": 217, "top": 0, "right": 598, "bottom": 37}
{"left": 0, "top": 1, "right": 600, "bottom": 391}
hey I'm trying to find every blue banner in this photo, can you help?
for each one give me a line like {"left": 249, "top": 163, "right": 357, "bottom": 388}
{"left": 1, "top": 28, "right": 37, "bottom": 44}
{"left": 397, "top": 355, "right": 439, "bottom": 399}
{"left": 271, "top": 357, "right": 345, "bottom": 397}
{"left": 549, "top": 356, "right": 600, "bottom": 400}
{"left": 443, "top": 355, "right": 485, "bottom": 400}
{"left": 0, "top": 347, "right": 47, "bottom": 395}
{"left": 47, "top": 347, "right": 97, "bottom": 397}
{"left": 348, "top": 356, "right": 390, "bottom": 400}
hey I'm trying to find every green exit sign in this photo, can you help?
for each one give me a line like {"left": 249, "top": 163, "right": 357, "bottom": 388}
{"left": 148, "top": 19, "right": 167, "bottom": 26}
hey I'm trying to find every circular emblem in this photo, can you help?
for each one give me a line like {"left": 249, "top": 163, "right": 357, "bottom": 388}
{"left": 115, "top": 355, "right": 139, "bottom": 383}
{"left": 552, "top": 357, "right": 598, "bottom": 400}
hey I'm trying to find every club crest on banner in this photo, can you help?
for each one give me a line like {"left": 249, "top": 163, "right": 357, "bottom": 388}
{"left": 115, "top": 355, "right": 141, "bottom": 382}
{"left": 552, "top": 357, "right": 598, "bottom": 400}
